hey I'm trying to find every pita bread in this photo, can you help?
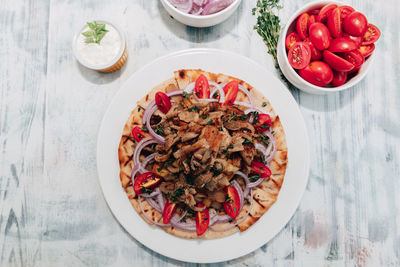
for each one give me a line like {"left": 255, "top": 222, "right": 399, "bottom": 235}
{"left": 118, "top": 69, "right": 288, "bottom": 239}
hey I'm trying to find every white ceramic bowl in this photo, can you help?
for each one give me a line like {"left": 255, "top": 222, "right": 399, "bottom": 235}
{"left": 277, "top": 0, "right": 375, "bottom": 94}
{"left": 160, "top": 0, "right": 242, "bottom": 27}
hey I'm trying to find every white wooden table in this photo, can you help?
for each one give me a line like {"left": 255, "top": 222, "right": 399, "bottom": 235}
{"left": 1, "top": 0, "right": 399, "bottom": 266}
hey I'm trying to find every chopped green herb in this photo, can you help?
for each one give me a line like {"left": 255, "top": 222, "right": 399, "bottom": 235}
{"left": 271, "top": 130, "right": 275, "bottom": 134}
{"left": 82, "top": 21, "right": 109, "bottom": 44}
{"left": 157, "top": 167, "right": 162, "bottom": 172}
{"left": 211, "top": 166, "right": 223, "bottom": 176}
{"left": 188, "top": 106, "right": 199, "bottom": 112}
{"left": 218, "top": 127, "right": 223, "bottom": 131}
{"left": 138, "top": 107, "right": 142, "bottom": 112}
{"left": 170, "top": 188, "right": 185, "bottom": 202}
{"left": 228, "top": 144, "right": 234, "bottom": 149}
{"left": 249, "top": 174, "right": 261, "bottom": 181}
{"left": 207, "top": 119, "right": 213, "bottom": 125}
{"left": 243, "top": 138, "right": 253, "bottom": 145}
{"left": 140, "top": 187, "right": 152, "bottom": 193}
{"left": 262, "top": 102, "right": 267, "bottom": 107}
{"left": 141, "top": 126, "right": 149, "bottom": 133}
{"left": 154, "top": 125, "right": 164, "bottom": 135}
{"left": 203, "top": 218, "right": 208, "bottom": 221}
{"left": 225, "top": 196, "right": 233, "bottom": 203}
{"left": 238, "top": 114, "right": 247, "bottom": 121}
{"left": 202, "top": 114, "right": 209, "bottom": 120}
{"left": 149, "top": 143, "right": 156, "bottom": 150}
{"left": 245, "top": 198, "right": 251, "bottom": 205}
{"left": 213, "top": 92, "right": 219, "bottom": 98}
{"left": 182, "top": 92, "right": 192, "bottom": 98}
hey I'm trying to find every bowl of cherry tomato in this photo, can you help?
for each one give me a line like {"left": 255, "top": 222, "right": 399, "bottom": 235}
{"left": 277, "top": 1, "right": 381, "bottom": 94}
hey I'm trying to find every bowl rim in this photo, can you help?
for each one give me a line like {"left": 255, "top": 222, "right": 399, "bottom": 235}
{"left": 72, "top": 20, "right": 126, "bottom": 70}
{"left": 161, "top": 0, "right": 241, "bottom": 20}
{"left": 279, "top": 0, "right": 375, "bottom": 93}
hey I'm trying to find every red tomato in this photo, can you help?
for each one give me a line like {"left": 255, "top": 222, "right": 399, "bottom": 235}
{"left": 298, "top": 61, "right": 334, "bottom": 87}
{"left": 162, "top": 201, "right": 177, "bottom": 224}
{"left": 254, "top": 113, "right": 272, "bottom": 133}
{"left": 223, "top": 186, "right": 241, "bottom": 219}
{"left": 338, "top": 5, "right": 355, "bottom": 20}
{"left": 323, "top": 50, "right": 354, "bottom": 72}
{"left": 343, "top": 11, "right": 368, "bottom": 37}
{"left": 359, "top": 43, "right": 375, "bottom": 58}
{"left": 195, "top": 203, "right": 209, "bottom": 236}
{"left": 342, "top": 33, "right": 363, "bottom": 47}
{"left": 296, "top": 13, "right": 309, "bottom": 40}
{"left": 285, "top": 32, "right": 301, "bottom": 50}
{"left": 348, "top": 65, "right": 362, "bottom": 74}
{"left": 332, "top": 71, "right": 348, "bottom": 87}
{"left": 362, "top": 24, "right": 381, "bottom": 45}
{"left": 341, "top": 49, "right": 365, "bottom": 68}
{"left": 317, "top": 4, "right": 337, "bottom": 23}
{"left": 309, "top": 22, "right": 331, "bottom": 50}
{"left": 328, "top": 37, "right": 357, "bottom": 52}
{"left": 131, "top": 126, "right": 145, "bottom": 142}
{"left": 327, "top": 7, "right": 342, "bottom": 38}
{"left": 250, "top": 161, "right": 272, "bottom": 178}
{"left": 223, "top": 81, "right": 239, "bottom": 105}
{"left": 308, "top": 8, "right": 320, "bottom": 15}
{"left": 133, "top": 172, "right": 162, "bottom": 195}
{"left": 155, "top": 92, "right": 172, "bottom": 114}
{"left": 304, "top": 38, "right": 322, "bottom": 60}
{"left": 287, "top": 42, "right": 311, "bottom": 69}
{"left": 194, "top": 74, "right": 210, "bottom": 99}
{"left": 307, "top": 15, "right": 316, "bottom": 29}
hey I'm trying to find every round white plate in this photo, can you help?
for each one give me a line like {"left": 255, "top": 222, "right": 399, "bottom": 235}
{"left": 97, "top": 48, "right": 310, "bottom": 263}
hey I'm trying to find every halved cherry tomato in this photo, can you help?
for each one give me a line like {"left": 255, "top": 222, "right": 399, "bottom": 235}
{"left": 308, "top": 8, "right": 320, "bottom": 15}
{"left": 309, "top": 22, "right": 331, "bottom": 50}
{"left": 285, "top": 32, "right": 301, "bottom": 50}
{"left": 133, "top": 172, "right": 162, "bottom": 195}
{"left": 328, "top": 37, "right": 357, "bottom": 52}
{"left": 250, "top": 161, "right": 272, "bottom": 178}
{"left": 323, "top": 50, "right": 354, "bottom": 72}
{"left": 223, "top": 186, "right": 241, "bottom": 219}
{"left": 155, "top": 92, "right": 172, "bottom": 114}
{"left": 223, "top": 81, "right": 239, "bottom": 105}
{"left": 348, "top": 64, "right": 362, "bottom": 74}
{"left": 341, "top": 49, "right": 365, "bottom": 68}
{"left": 343, "top": 11, "right": 368, "bottom": 37}
{"left": 362, "top": 24, "right": 381, "bottom": 45}
{"left": 304, "top": 38, "right": 322, "bottom": 60}
{"left": 195, "top": 203, "right": 209, "bottom": 236}
{"left": 296, "top": 13, "right": 309, "bottom": 40}
{"left": 317, "top": 4, "right": 337, "bottom": 23}
{"left": 287, "top": 42, "right": 311, "bottom": 69}
{"left": 342, "top": 33, "right": 363, "bottom": 47}
{"left": 131, "top": 126, "right": 145, "bottom": 142}
{"left": 339, "top": 5, "right": 355, "bottom": 20}
{"left": 327, "top": 7, "right": 342, "bottom": 38}
{"left": 332, "top": 71, "right": 348, "bottom": 87}
{"left": 307, "top": 15, "right": 316, "bottom": 29}
{"left": 194, "top": 74, "right": 210, "bottom": 99}
{"left": 298, "top": 61, "right": 334, "bottom": 87}
{"left": 254, "top": 113, "right": 272, "bottom": 133}
{"left": 359, "top": 43, "right": 375, "bottom": 58}
{"left": 162, "top": 201, "right": 177, "bottom": 224}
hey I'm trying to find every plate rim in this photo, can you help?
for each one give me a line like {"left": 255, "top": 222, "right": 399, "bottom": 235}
{"left": 96, "top": 48, "right": 310, "bottom": 263}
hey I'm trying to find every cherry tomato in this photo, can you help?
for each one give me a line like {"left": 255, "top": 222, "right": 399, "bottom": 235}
{"left": 254, "top": 113, "right": 272, "bottom": 133}
{"left": 194, "top": 74, "right": 210, "bottom": 99}
{"left": 341, "top": 49, "right": 365, "bottom": 68}
{"left": 162, "top": 201, "right": 177, "bottom": 224}
{"left": 195, "top": 203, "right": 209, "bottom": 236}
{"left": 323, "top": 50, "right": 354, "bottom": 72}
{"left": 298, "top": 61, "right": 334, "bottom": 87}
{"left": 308, "top": 8, "right": 320, "bottom": 15}
{"left": 332, "top": 71, "right": 348, "bottom": 87}
{"left": 131, "top": 126, "right": 145, "bottom": 142}
{"left": 296, "top": 13, "right": 309, "bottom": 40}
{"left": 133, "top": 172, "right": 162, "bottom": 195}
{"left": 348, "top": 65, "right": 362, "bottom": 74}
{"left": 328, "top": 37, "right": 357, "bottom": 52}
{"left": 309, "top": 22, "right": 331, "bottom": 50}
{"left": 223, "top": 81, "right": 239, "bottom": 105}
{"left": 362, "top": 24, "right": 381, "bottom": 45}
{"left": 287, "top": 42, "right": 311, "bottom": 69}
{"left": 343, "top": 11, "right": 368, "bottom": 37}
{"left": 359, "top": 43, "right": 375, "bottom": 58}
{"left": 155, "top": 92, "right": 172, "bottom": 114}
{"left": 304, "top": 38, "right": 322, "bottom": 60}
{"left": 327, "top": 7, "right": 342, "bottom": 38}
{"left": 223, "top": 186, "right": 241, "bottom": 219}
{"left": 317, "top": 4, "right": 337, "bottom": 23}
{"left": 250, "top": 161, "right": 272, "bottom": 178}
{"left": 339, "top": 5, "right": 355, "bottom": 20}
{"left": 285, "top": 32, "right": 301, "bottom": 50}
{"left": 307, "top": 15, "right": 316, "bottom": 29}
{"left": 342, "top": 33, "right": 363, "bottom": 47}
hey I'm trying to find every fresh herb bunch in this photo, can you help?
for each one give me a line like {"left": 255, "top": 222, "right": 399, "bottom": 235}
{"left": 82, "top": 21, "right": 109, "bottom": 44}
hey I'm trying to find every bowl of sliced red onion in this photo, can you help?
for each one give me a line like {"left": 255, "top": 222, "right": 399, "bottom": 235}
{"left": 160, "top": 0, "right": 242, "bottom": 27}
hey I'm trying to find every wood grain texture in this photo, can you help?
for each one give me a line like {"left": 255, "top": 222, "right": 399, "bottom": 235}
{"left": 0, "top": 0, "right": 399, "bottom": 266}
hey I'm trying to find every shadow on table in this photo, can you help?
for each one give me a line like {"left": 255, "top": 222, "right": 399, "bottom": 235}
{"left": 76, "top": 60, "right": 127, "bottom": 85}
{"left": 156, "top": 1, "right": 245, "bottom": 44}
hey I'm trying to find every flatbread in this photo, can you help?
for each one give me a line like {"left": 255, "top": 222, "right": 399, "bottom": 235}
{"left": 118, "top": 69, "right": 288, "bottom": 239}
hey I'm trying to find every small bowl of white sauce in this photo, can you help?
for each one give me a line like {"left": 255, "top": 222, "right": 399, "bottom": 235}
{"left": 73, "top": 20, "right": 127, "bottom": 73}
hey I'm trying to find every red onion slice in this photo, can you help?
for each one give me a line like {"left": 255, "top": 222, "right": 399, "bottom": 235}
{"left": 140, "top": 187, "right": 162, "bottom": 198}
{"left": 209, "top": 81, "right": 225, "bottom": 103}
{"left": 138, "top": 196, "right": 170, "bottom": 227}
{"left": 130, "top": 163, "right": 141, "bottom": 185}
{"left": 262, "top": 131, "right": 277, "bottom": 163}
{"left": 146, "top": 197, "right": 162, "bottom": 213}
{"left": 244, "top": 108, "right": 274, "bottom": 124}
{"left": 139, "top": 153, "right": 156, "bottom": 174}
{"left": 201, "top": 0, "right": 234, "bottom": 15}
{"left": 133, "top": 137, "right": 158, "bottom": 167}
{"left": 169, "top": 0, "right": 193, "bottom": 13}
{"left": 238, "top": 84, "right": 255, "bottom": 107}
